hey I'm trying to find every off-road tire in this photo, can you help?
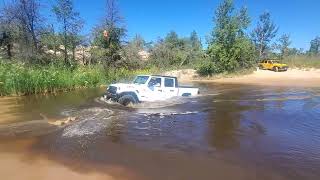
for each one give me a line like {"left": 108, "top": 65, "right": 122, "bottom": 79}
{"left": 273, "top": 66, "right": 279, "bottom": 72}
{"left": 118, "top": 95, "right": 137, "bottom": 106}
{"left": 258, "top": 65, "right": 264, "bottom": 70}
{"left": 103, "top": 94, "right": 110, "bottom": 100}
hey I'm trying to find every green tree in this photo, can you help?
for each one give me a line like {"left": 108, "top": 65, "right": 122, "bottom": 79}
{"left": 150, "top": 31, "right": 197, "bottom": 67}
{"left": 92, "top": 0, "right": 126, "bottom": 67}
{"left": 186, "top": 31, "right": 203, "bottom": 66}
{"left": 309, "top": 36, "right": 320, "bottom": 55}
{"left": 288, "top": 48, "right": 304, "bottom": 56}
{"left": 277, "top": 34, "right": 291, "bottom": 58}
{"left": 40, "top": 25, "right": 61, "bottom": 58}
{"left": 53, "top": 0, "right": 83, "bottom": 65}
{"left": 165, "top": 31, "right": 183, "bottom": 49}
{"left": 131, "top": 34, "right": 146, "bottom": 49}
{"left": 0, "top": 31, "right": 13, "bottom": 58}
{"left": 251, "top": 12, "right": 278, "bottom": 59}
{"left": 0, "top": 8, "right": 15, "bottom": 59}
{"left": 149, "top": 37, "right": 179, "bottom": 67}
{"left": 0, "top": 0, "right": 43, "bottom": 59}
{"left": 190, "top": 30, "right": 202, "bottom": 51}
{"left": 122, "top": 35, "right": 147, "bottom": 69}
{"left": 206, "top": 0, "right": 255, "bottom": 73}
{"left": 69, "top": 24, "right": 84, "bottom": 61}
{"left": 17, "top": 0, "right": 42, "bottom": 53}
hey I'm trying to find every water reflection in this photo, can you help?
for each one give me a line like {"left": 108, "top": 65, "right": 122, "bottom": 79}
{"left": 0, "top": 88, "right": 105, "bottom": 124}
{"left": 0, "top": 84, "right": 320, "bottom": 180}
{"left": 206, "top": 84, "right": 261, "bottom": 150}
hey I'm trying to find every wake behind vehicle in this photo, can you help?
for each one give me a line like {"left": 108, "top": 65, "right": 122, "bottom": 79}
{"left": 259, "top": 60, "right": 289, "bottom": 72}
{"left": 104, "top": 75, "right": 199, "bottom": 106}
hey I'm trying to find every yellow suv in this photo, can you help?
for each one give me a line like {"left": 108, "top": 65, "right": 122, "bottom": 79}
{"left": 258, "top": 60, "right": 289, "bottom": 72}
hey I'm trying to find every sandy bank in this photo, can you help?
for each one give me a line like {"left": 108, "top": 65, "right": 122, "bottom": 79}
{"left": 0, "top": 153, "right": 122, "bottom": 180}
{"left": 210, "top": 69, "right": 320, "bottom": 87}
{"left": 0, "top": 139, "right": 137, "bottom": 180}
{"left": 166, "top": 69, "right": 320, "bottom": 87}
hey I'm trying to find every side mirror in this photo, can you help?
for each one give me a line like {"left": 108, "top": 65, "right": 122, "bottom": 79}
{"left": 155, "top": 83, "right": 161, "bottom": 87}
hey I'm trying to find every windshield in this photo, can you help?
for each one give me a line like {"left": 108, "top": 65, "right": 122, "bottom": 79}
{"left": 133, "top": 76, "right": 150, "bottom": 85}
{"left": 272, "top": 60, "right": 280, "bottom": 63}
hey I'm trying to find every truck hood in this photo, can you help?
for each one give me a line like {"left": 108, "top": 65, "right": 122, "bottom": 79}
{"left": 109, "top": 83, "right": 132, "bottom": 87}
{"left": 274, "top": 63, "right": 288, "bottom": 67}
{"left": 108, "top": 83, "right": 140, "bottom": 91}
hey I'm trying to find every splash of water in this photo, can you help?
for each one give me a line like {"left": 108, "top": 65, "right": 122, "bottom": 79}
{"left": 62, "top": 108, "right": 114, "bottom": 138}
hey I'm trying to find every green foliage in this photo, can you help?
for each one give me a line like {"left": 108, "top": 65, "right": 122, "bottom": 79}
{"left": 92, "top": 26, "right": 126, "bottom": 62}
{"left": 122, "top": 35, "right": 147, "bottom": 69}
{"left": 251, "top": 12, "right": 278, "bottom": 59}
{"left": 40, "top": 26, "right": 62, "bottom": 56}
{"left": 190, "top": 31, "right": 202, "bottom": 51}
{"left": 53, "top": 0, "right": 83, "bottom": 65}
{"left": 309, "top": 36, "right": 320, "bottom": 55}
{"left": 197, "top": 60, "right": 218, "bottom": 76}
{"left": 91, "top": 0, "right": 126, "bottom": 68}
{"left": 287, "top": 48, "right": 304, "bottom": 56}
{"left": 165, "top": 31, "right": 184, "bottom": 49}
{"left": 283, "top": 55, "right": 320, "bottom": 69}
{"left": 206, "top": 0, "right": 255, "bottom": 74}
{"left": 0, "top": 60, "right": 151, "bottom": 96}
{"left": 0, "top": 0, "right": 42, "bottom": 59}
{"left": 149, "top": 31, "right": 204, "bottom": 68}
{"left": 277, "top": 34, "right": 292, "bottom": 58}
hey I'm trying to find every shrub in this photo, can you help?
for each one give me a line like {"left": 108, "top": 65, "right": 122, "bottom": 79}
{"left": 197, "top": 60, "right": 219, "bottom": 76}
{"left": 283, "top": 55, "right": 320, "bottom": 69}
{"left": 0, "top": 60, "right": 152, "bottom": 96}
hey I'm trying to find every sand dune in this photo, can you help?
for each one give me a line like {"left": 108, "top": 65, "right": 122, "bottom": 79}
{"left": 210, "top": 69, "right": 320, "bottom": 87}
{"left": 167, "top": 68, "right": 320, "bottom": 87}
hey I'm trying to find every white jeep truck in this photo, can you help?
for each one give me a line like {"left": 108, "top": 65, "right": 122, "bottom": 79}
{"left": 104, "top": 75, "right": 199, "bottom": 106}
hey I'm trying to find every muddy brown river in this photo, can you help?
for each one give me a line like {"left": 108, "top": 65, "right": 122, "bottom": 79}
{"left": 0, "top": 83, "right": 319, "bottom": 180}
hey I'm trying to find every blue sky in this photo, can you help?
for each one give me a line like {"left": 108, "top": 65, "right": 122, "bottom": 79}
{"left": 2, "top": 0, "right": 320, "bottom": 50}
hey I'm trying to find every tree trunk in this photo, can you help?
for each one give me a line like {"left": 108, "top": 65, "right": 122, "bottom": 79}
{"left": 30, "top": 23, "right": 38, "bottom": 53}
{"left": 64, "top": 43, "right": 68, "bottom": 65}
{"left": 54, "top": 45, "right": 57, "bottom": 57}
{"left": 72, "top": 45, "right": 76, "bottom": 62}
{"left": 82, "top": 48, "right": 85, "bottom": 65}
{"left": 63, "top": 18, "right": 68, "bottom": 65}
{"left": 7, "top": 43, "right": 12, "bottom": 59}
{"left": 52, "top": 25, "right": 57, "bottom": 58}
{"left": 32, "top": 34, "right": 38, "bottom": 54}
{"left": 259, "top": 45, "right": 263, "bottom": 58}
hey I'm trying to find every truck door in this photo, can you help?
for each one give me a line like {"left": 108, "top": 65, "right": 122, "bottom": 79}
{"left": 164, "top": 78, "right": 178, "bottom": 98}
{"left": 267, "top": 60, "right": 273, "bottom": 69}
{"left": 146, "top": 77, "right": 165, "bottom": 101}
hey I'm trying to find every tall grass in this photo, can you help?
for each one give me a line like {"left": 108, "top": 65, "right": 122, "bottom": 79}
{"left": 0, "top": 61, "right": 153, "bottom": 96}
{"left": 283, "top": 55, "right": 320, "bottom": 69}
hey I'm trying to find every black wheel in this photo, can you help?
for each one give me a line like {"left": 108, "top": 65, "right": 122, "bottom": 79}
{"left": 103, "top": 94, "right": 110, "bottom": 100}
{"left": 258, "top": 65, "right": 264, "bottom": 70}
{"left": 273, "top": 66, "right": 279, "bottom": 72}
{"left": 118, "top": 95, "right": 137, "bottom": 106}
